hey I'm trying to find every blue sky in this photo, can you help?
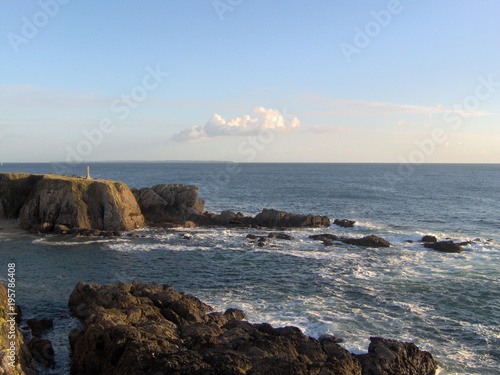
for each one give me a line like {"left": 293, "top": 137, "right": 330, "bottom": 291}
{"left": 1, "top": 0, "right": 499, "bottom": 163}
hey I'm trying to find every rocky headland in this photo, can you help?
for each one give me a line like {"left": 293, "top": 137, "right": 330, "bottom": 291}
{"left": 0, "top": 173, "right": 144, "bottom": 234}
{"left": 68, "top": 281, "right": 438, "bottom": 375}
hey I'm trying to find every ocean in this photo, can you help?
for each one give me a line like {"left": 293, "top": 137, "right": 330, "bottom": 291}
{"left": 0, "top": 162, "right": 499, "bottom": 375}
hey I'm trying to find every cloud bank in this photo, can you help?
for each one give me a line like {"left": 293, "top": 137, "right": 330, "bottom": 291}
{"left": 172, "top": 107, "right": 300, "bottom": 143}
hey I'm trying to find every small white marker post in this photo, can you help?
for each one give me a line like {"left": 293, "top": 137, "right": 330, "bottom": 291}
{"left": 86, "top": 166, "right": 91, "bottom": 179}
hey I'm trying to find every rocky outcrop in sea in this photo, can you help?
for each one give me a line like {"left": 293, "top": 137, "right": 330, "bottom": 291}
{"left": 0, "top": 173, "right": 144, "bottom": 233}
{"left": 68, "top": 281, "right": 438, "bottom": 375}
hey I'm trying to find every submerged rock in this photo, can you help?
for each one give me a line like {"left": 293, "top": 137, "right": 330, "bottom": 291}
{"left": 424, "top": 240, "right": 463, "bottom": 253}
{"left": 268, "top": 232, "right": 295, "bottom": 240}
{"left": 309, "top": 233, "right": 338, "bottom": 241}
{"left": 341, "top": 235, "right": 392, "bottom": 248}
{"left": 68, "top": 282, "right": 438, "bottom": 375}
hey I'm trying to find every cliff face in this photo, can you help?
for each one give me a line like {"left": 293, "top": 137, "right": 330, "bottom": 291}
{"left": 0, "top": 173, "right": 145, "bottom": 232}
{"left": 132, "top": 184, "right": 205, "bottom": 226}
{"left": 0, "top": 284, "right": 38, "bottom": 375}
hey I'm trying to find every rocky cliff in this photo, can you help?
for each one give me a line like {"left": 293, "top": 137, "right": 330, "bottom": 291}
{"left": 0, "top": 284, "right": 38, "bottom": 375}
{"left": 68, "top": 282, "right": 438, "bottom": 375}
{"left": 0, "top": 173, "right": 145, "bottom": 233}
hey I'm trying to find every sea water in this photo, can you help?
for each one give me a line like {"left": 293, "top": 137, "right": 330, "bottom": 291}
{"left": 0, "top": 163, "right": 498, "bottom": 375}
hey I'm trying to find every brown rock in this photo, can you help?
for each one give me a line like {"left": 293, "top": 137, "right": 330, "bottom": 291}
{"left": 334, "top": 219, "right": 356, "bottom": 228}
{"left": 341, "top": 235, "right": 392, "bottom": 248}
{"left": 356, "top": 337, "right": 438, "bottom": 375}
{"left": 68, "top": 282, "right": 437, "bottom": 375}
{"left": 424, "top": 240, "right": 463, "bottom": 253}
{"left": 254, "top": 208, "right": 330, "bottom": 228}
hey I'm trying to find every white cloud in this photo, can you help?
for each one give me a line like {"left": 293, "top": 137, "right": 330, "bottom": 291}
{"left": 172, "top": 107, "right": 300, "bottom": 143}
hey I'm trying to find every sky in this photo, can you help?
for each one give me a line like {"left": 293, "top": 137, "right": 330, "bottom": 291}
{"left": 1, "top": 0, "right": 500, "bottom": 163}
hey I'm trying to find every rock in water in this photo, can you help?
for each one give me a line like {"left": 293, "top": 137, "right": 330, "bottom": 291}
{"left": 424, "top": 240, "right": 463, "bottom": 253}
{"left": 132, "top": 184, "right": 205, "bottom": 226}
{"left": 254, "top": 208, "right": 330, "bottom": 228}
{"left": 68, "top": 282, "right": 438, "bottom": 375}
{"left": 356, "top": 337, "right": 438, "bottom": 375}
{"left": 334, "top": 219, "right": 356, "bottom": 228}
{"left": 421, "top": 235, "right": 438, "bottom": 243}
{"left": 341, "top": 235, "right": 392, "bottom": 248}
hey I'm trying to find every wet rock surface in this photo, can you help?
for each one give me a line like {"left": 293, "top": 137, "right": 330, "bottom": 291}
{"left": 424, "top": 240, "right": 464, "bottom": 253}
{"left": 341, "top": 235, "right": 392, "bottom": 248}
{"left": 68, "top": 282, "right": 438, "bottom": 375}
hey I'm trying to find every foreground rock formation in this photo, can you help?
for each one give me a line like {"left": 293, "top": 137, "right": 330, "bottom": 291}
{"left": 68, "top": 282, "right": 438, "bottom": 375}
{"left": 0, "top": 173, "right": 144, "bottom": 233}
{"left": 0, "top": 284, "right": 38, "bottom": 375}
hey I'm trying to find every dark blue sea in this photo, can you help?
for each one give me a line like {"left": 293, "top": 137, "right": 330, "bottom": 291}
{"left": 0, "top": 163, "right": 499, "bottom": 375}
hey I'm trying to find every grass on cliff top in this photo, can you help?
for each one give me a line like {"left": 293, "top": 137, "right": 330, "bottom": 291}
{"left": 0, "top": 173, "right": 126, "bottom": 186}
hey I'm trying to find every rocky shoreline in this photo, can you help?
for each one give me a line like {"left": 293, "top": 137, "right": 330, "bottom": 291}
{"left": 0, "top": 172, "right": 478, "bottom": 253}
{"left": 67, "top": 281, "right": 439, "bottom": 375}
{"left": 0, "top": 281, "right": 439, "bottom": 375}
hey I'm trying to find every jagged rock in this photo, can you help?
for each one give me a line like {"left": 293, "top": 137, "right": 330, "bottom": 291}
{"left": 68, "top": 282, "right": 437, "bottom": 375}
{"left": 254, "top": 208, "right": 330, "bottom": 228}
{"left": 356, "top": 337, "right": 438, "bottom": 375}
{"left": 268, "top": 232, "right": 295, "bottom": 240}
{"left": 424, "top": 241, "right": 463, "bottom": 253}
{"left": 0, "top": 284, "right": 38, "bottom": 375}
{"left": 132, "top": 184, "right": 204, "bottom": 226}
{"left": 309, "top": 234, "right": 338, "bottom": 241}
{"left": 28, "top": 338, "right": 54, "bottom": 368}
{"left": 246, "top": 234, "right": 259, "bottom": 240}
{"left": 421, "top": 235, "right": 438, "bottom": 243}
{"left": 26, "top": 318, "right": 53, "bottom": 338}
{"left": 341, "top": 235, "right": 392, "bottom": 248}
{"left": 334, "top": 219, "right": 356, "bottom": 228}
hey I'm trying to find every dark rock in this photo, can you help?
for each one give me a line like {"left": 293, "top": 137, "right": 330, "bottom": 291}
{"left": 27, "top": 318, "right": 53, "bottom": 338}
{"left": 406, "top": 240, "right": 414, "bottom": 243}
{"left": 28, "top": 338, "right": 55, "bottom": 368}
{"left": 424, "top": 241, "right": 463, "bottom": 253}
{"left": 68, "top": 282, "right": 437, "bottom": 375}
{"left": 356, "top": 337, "right": 438, "bottom": 375}
{"left": 334, "top": 219, "right": 356, "bottom": 228}
{"left": 421, "top": 235, "right": 438, "bottom": 243}
{"left": 246, "top": 234, "right": 258, "bottom": 240}
{"left": 309, "top": 234, "right": 338, "bottom": 241}
{"left": 132, "top": 184, "right": 205, "bottom": 226}
{"left": 457, "top": 241, "right": 473, "bottom": 247}
{"left": 341, "top": 235, "right": 392, "bottom": 248}
{"left": 323, "top": 240, "right": 334, "bottom": 246}
{"left": 268, "top": 232, "right": 295, "bottom": 240}
{"left": 254, "top": 208, "right": 330, "bottom": 228}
